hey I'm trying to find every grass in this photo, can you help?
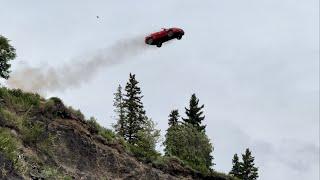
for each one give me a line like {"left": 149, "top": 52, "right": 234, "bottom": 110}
{"left": 0, "top": 128, "right": 19, "bottom": 166}
{"left": 86, "top": 117, "right": 116, "bottom": 142}
{"left": 0, "top": 108, "right": 25, "bottom": 130}
{"left": 21, "top": 120, "right": 45, "bottom": 145}
{"left": 0, "top": 87, "right": 41, "bottom": 112}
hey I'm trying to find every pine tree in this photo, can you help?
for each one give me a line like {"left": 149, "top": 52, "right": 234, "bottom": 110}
{"left": 113, "top": 85, "right": 126, "bottom": 138}
{"left": 182, "top": 93, "right": 206, "bottom": 131}
{"left": 168, "top": 109, "right": 180, "bottom": 127}
{"left": 123, "top": 73, "right": 147, "bottom": 144}
{"left": 229, "top": 154, "right": 242, "bottom": 178}
{"left": 241, "top": 148, "right": 259, "bottom": 180}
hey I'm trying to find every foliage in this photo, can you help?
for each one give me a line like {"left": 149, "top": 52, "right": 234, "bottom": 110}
{"left": 21, "top": 120, "right": 45, "bottom": 145}
{"left": 67, "top": 106, "right": 85, "bottom": 120}
{"left": 113, "top": 85, "right": 126, "bottom": 137}
{"left": 111, "top": 74, "right": 161, "bottom": 163}
{"left": 229, "top": 154, "right": 242, "bottom": 178}
{"left": 0, "top": 87, "right": 41, "bottom": 111}
{"left": 241, "top": 148, "right": 259, "bottom": 180}
{"left": 87, "top": 117, "right": 116, "bottom": 142}
{"left": 123, "top": 73, "right": 147, "bottom": 144}
{"left": 182, "top": 93, "right": 206, "bottom": 131}
{"left": 0, "top": 35, "right": 16, "bottom": 79}
{"left": 0, "top": 108, "right": 24, "bottom": 130}
{"left": 129, "top": 118, "right": 161, "bottom": 162}
{"left": 99, "top": 127, "right": 116, "bottom": 142}
{"left": 168, "top": 109, "right": 180, "bottom": 127}
{"left": 229, "top": 148, "right": 259, "bottom": 180}
{"left": 0, "top": 128, "right": 19, "bottom": 165}
{"left": 41, "top": 166, "right": 72, "bottom": 180}
{"left": 164, "top": 124, "right": 213, "bottom": 174}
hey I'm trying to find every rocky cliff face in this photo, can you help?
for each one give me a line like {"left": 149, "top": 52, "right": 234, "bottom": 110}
{"left": 0, "top": 88, "right": 235, "bottom": 180}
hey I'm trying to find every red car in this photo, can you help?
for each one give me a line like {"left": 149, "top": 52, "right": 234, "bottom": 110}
{"left": 145, "top": 28, "right": 184, "bottom": 47}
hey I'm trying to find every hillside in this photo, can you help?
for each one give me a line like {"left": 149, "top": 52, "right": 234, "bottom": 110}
{"left": 0, "top": 87, "right": 237, "bottom": 180}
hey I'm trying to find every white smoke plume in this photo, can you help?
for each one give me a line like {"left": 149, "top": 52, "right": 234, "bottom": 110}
{"left": 7, "top": 35, "right": 151, "bottom": 94}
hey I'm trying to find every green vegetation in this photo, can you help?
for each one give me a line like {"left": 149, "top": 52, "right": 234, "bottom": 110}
{"left": 164, "top": 124, "right": 213, "bottom": 174}
{"left": 113, "top": 73, "right": 161, "bottom": 162}
{"left": 87, "top": 117, "right": 116, "bottom": 142}
{"left": 229, "top": 148, "right": 259, "bottom": 180}
{"left": 230, "top": 154, "right": 242, "bottom": 177}
{"left": 0, "top": 35, "right": 16, "bottom": 80}
{"left": 182, "top": 93, "right": 206, "bottom": 132}
{"left": 0, "top": 128, "right": 19, "bottom": 165}
{"left": 112, "top": 85, "right": 126, "bottom": 137}
{"left": 168, "top": 109, "right": 179, "bottom": 126}
{"left": 41, "top": 166, "right": 72, "bottom": 179}
{"left": 0, "top": 87, "right": 41, "bottom": 111}
{"left": 163, "top": 94, "right": 213, "bottom": 174}
{"left": 21, "top": 120, "right": 45, "bottom": 145}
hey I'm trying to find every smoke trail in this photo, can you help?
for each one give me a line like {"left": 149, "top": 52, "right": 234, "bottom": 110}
{"left": 7, "top": 35, "right": 151, "bottom": 94}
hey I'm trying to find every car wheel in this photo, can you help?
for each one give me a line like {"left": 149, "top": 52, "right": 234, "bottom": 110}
{"left": 157, "top": 43, "right": 162, "bottom": 47}
{"left": 168, "top": 30, "right": 174, "bottom": 37}
{"left": 177, "top": 35, "right": 182, "bottom": 40}
{"left": 147, "top": 38, "right": 153, "bottom": 44}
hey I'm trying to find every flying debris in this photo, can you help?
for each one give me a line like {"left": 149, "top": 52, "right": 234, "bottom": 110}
{"left": 96, "top": 16, "right": 100, "bottom": 19}
{"left": 145, "top": 27, "right": 184, "bottom": 48}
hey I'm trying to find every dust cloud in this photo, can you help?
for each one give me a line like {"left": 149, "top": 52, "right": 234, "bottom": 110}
{"left": 7, "top": 35, "right": 151, "bottom": 95}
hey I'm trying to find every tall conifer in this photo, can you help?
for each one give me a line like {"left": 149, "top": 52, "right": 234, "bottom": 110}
{"left": 183, "top": 94, "right": 206, "bottom": 131}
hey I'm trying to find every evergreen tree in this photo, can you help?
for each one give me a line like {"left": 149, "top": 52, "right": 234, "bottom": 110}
{"left": 241, "top": 148, "right": 259, "bottom": 180}
{"left": 0, "top": 35, "right": 16, "bottom": 80}
{"left": 229, "top": 154, "right": 242, "bottom": 178}
{"left": 182, "top": 93, "right": 206, "bottom": 131}
{"left": 123, "top": 73, "right": 147, "bottom": 144}
{"left": 113, "top": 85, "right": 126, "bottom": 138}
{"left": 168, "top": 109, "right": 180, "bottom": 127}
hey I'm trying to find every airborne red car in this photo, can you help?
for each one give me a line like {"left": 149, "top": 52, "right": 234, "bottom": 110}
{"left": 145, "top": 27, "right": 184, "bottom": 47}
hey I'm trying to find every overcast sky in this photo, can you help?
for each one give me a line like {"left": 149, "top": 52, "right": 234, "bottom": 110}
{"left": 0, "top": 0, "right": 319, "bottom": 179}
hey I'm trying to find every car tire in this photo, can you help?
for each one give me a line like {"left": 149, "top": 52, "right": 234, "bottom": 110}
{"left": 147, "top": 38, "right": 153, "bottom": 44}
{"left": 177, "top": 35, "right": 182, "bottom": 40}
{"left": 168, "top": 31, "right": 174, "bottom": 38}
{"left": 157, "top": 43, "right": 162, "bottom": 47}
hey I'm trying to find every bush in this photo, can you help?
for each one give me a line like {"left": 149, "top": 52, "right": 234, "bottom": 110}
{"left": 67, "top": 106, "right": 85, "bottom": 121}
{"left": 0, "top": 108, "right": 24, "bottom": 130}
{"left": 0, "top": 87, "right": 41, "bottom": 111}
{"left": 21, "top": 121, "right": 45, "bottom": 145}
{"left": 164, "top": 124, "right": 213, "bottom": 174}
{"left": 99, "top": 127, "right": 116, "bottom": 142}
{"left": 42, "top": 97, "right": 71, "bottom": 119}
{"left": 86, "top": 117, "right": 116, "bottom": 142}
{"left": 86, "top": 117, "right": 100, "bottom": 134}
{"left": 128, "top": 118, "right": 161, "bottom": 163}
{"left": 0, "top": 128, "right": 19, "bottom": 165}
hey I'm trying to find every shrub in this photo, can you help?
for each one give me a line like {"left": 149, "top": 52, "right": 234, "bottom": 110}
{"left": 0, "top": 108, "right": 24, "bottom": 130}
{"left": 0, "top": 87, "right": 41, "bottom": 111}
{"left": 164, "top": 124, "right": 213, "bottom": 174}
{"left": 99, "top": 127, "right": 116, "bottom": 142}
{"left": 86, "top": 117, "right": 116, "bottom": 142}
{"left": 21, "top": 121, "right": 45, "bottom": 145}
{"left": 67, "top": 106, "right": 85, "bottom": 121}
{"left": 0, "top": 128, "right": 19, "bottom": 165}
{"left": 86, "top": 117, "right": 100, "bottom": 134}
{"left": 42, "top": 97, "right": 70, "bottom": 119}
